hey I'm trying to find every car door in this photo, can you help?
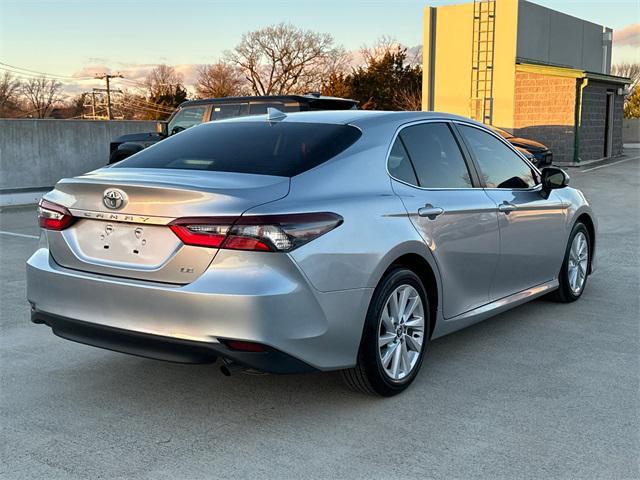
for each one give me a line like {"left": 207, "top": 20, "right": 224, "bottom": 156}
{"left": 455, "top": 123, "right": 567, "bottom": 300}
{"left": 389, "top": 121, "right": 500, "bottom": 319}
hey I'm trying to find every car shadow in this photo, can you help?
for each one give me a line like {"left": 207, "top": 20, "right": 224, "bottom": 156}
{"left": 36, "top": 294, "right": 574, "bottom": 425}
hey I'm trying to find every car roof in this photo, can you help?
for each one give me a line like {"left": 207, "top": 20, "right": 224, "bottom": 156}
{"left": 179, "top": 94, "right": 358, "bottom": 107}
{"left": 217, "top": 109, "right": 483, "bottom": 129}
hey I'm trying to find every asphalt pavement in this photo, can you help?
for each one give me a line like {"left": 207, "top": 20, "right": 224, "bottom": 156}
{"left": 1, "top": 151, "right": 638, "bottom": 479}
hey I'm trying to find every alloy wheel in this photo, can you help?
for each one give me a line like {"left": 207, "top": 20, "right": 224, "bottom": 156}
{"left": 568, "top": 231, "right": 589, "bottom": 295}
{"left": 377, "top": 284, "right": 425, "bottom": 381}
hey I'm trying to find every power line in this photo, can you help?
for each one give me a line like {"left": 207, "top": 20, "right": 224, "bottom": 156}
{"left": 3, "top": 61, "right": 180, "bottom": 119}
{"left": 125, "top": 99, "right": 174, "bottom": 115}
{"left": 0, "top": 61, "right": 93, "bottom": 80}
{"left": 125, "top": 96, "right": 175, "bottom": 113}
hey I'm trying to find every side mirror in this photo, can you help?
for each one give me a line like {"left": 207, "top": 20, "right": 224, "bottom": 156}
{"left": 155, "top": 121, "right": 168, "bottom": 137}
{"left": 541, "top": 167, "right": 569, "bottom": 191}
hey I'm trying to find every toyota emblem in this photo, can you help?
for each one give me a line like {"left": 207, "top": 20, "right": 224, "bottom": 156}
{"left": 103, "top": 189, "right": 127, "bottom": 210}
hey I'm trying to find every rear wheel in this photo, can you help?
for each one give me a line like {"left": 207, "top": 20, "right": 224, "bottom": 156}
{"left": 342, "top": 268, "right": 430, "bottom": 396}
{"left": 551, "top": 222, "right": 590, "bottom": 302}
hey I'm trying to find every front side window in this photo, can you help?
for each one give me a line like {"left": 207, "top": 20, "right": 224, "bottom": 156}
{"left": 167, "top": 106, "right": 207, "bottom": 135}
{"left": 458, "top": 124, "right": 538, "bottom": 189}
{"left": 398, "top": 122, "right": 473, "bottom": 189}
{"left": 115, "top": 121, "right": 361, "bottom": 177}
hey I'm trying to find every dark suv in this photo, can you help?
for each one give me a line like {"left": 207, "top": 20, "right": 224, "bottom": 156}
{"left": 109, "top": 94, "right": 358, "bottom": 164}
{"left": 490, "top": 126, "right": 553, "bottom": 167}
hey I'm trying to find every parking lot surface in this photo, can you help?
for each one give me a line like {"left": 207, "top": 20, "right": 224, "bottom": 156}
{"left": 1, "top": 152, "right": 639, "bottom": 479}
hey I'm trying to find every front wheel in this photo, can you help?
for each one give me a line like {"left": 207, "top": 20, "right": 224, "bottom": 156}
{"left": 551, "top": 222, "right": 591, "bottom": 302}
{"left": 342, "top": 268, "right": 430, "bottom": 396}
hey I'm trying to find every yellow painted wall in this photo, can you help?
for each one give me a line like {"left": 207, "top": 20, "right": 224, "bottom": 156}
{"left": 423, "top": 0, "right": 519, "bottom": 129}
{"left": 491, "top": 0, "right": 518, "bottom": 128}
{"left": 425, "top": 3, "right": 475, "bottom": 115}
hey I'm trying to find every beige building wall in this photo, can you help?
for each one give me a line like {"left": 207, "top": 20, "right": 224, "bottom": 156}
{"left": 513, "top": 69, "right": 578, "bottom": 162}
{"left": 423, "top": 0, "right": 519, "bottom": 129}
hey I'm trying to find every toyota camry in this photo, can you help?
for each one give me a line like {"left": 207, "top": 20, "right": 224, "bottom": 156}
{"left": 26, "top": 110, "right": 596, "bottom": 396}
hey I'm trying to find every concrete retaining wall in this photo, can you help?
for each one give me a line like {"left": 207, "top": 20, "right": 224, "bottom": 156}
{"left": 623, "top": 118, "right": 640, "bottom": 144}
{"left": 0, "top": 119, "right": 156, "bottom": 192}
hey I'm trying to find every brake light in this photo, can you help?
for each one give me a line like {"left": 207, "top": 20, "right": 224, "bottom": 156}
{"left": 38, "top": 200, "right": 74, "bottom": 230}
{"left": 169, "top": 221, "right": 232, "bottom": 248}
{"left": 169, "top": 213, "right": 342, "bottom": 252}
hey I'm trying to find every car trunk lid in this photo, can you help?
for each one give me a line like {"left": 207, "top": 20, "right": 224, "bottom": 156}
{"left": 44, "top": 168, "right": 290, "bottom": 284}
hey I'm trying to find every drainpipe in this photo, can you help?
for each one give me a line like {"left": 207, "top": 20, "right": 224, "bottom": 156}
{"left": 574, "top": 77, "right": 589, "bottom": 164}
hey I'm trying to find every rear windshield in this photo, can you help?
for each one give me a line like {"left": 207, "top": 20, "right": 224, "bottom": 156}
{"left": 114, "top": 121, "right": 361, "bottom": 177}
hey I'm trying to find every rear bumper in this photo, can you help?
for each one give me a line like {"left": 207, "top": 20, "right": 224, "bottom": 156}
{"left": 27, "top": 247, "right": 372, "bottom": 371}
{"left": 32, "top": 311, "right": 317, "bottom": 373}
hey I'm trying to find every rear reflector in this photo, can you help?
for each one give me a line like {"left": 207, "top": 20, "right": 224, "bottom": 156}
{"left": 223, "top": 340, "right": 267, "bottom": 352}
{"left": 169, "top": 212, "right": 342, "bottom": 252}
{"left": 38, "top": 200, "right": 75, "bottom": 230}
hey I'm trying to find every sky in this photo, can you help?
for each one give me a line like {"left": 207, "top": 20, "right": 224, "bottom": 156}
{"left": 0, "top": 0, "right": 638, "bottom": 96}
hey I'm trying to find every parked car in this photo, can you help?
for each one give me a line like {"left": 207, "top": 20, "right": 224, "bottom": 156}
{"left": 491, "top": 126, "right": 553, "bottom": 166}
{"left": 28, "top": 111, "right": 596, "bottom": 396}
{"left": 109, "top": 94, "right": 358, "bottom": 163}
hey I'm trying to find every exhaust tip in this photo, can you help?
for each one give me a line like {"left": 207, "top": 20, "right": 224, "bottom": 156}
{"left": 220, "top": 359, "right": 244, "bottom": 376}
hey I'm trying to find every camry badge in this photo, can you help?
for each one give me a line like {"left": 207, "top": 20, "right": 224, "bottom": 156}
{"left": 103, "top": 189, "right": 127, "bottom": 210}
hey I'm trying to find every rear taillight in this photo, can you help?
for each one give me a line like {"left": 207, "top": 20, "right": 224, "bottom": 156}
{"left": 38, "top": 200, "right": 74, "bottom": 230}
{"left": 169, "top": 213, "right": 342, "bottom": 252}
{"left": 169, "top": 221, "right": 232, "bottom": 248}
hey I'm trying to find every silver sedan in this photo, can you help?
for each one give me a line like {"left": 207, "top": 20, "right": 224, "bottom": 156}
{"left": 27, "top": 110, "right": 596, "bottom": 396}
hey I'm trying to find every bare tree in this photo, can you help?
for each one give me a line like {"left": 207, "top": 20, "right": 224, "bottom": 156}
{"left": 395, "top": 86, "right": 422, "bottom": 111}
{"left": 195, "top": 61, "right": 246, "bottom": 98}
{"left": 612, "top": 62, "right": 640, "bottom": 89}
{"left": 21, "top": 76, "right": 63, "bottom": 118}
{"left": 145, "top": 64, "right": 184, "bottom": 98}
{"left": 361, "top": 36, "right": 401, "bottom": 64}
{"left": 0, "top": 72, "right": 22, "bottom": 117}
{"left": 226, "top": 23, "right": 343, "bottom": 95}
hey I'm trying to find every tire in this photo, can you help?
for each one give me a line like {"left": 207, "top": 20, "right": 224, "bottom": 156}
{"left": 342, "top": 267, "right": 430, "bottom": 396}
{"left": 550, "top": 222, "right": 591, "bottom": 303}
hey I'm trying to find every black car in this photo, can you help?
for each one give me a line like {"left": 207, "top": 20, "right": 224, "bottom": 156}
{"left": 109, "top": 94, "right": 358, "bottom": 163}
{"left": 491, "top": 126, "right": 553, "bottom": 167}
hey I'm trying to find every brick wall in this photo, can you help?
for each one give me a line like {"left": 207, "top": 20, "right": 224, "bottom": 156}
{"left": 579, "top": 80, "right": 625, "bottom": 161}
{"left": 513, "top": 71, "right": 577, "bottom": 163}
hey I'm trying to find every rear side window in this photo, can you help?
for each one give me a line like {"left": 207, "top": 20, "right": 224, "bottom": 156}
{"left": 458, "top": 124, "right": 538, "bottom": 188}
{"left": 211, "top": 103, "right": 249, "bottom": 120}
{"left": 388, "top": 138, "right": 418, "bottom": 185}
{"left": 114, "top": 122, "right": 362, "bottom": 177}
{"left": 398, "top": 123, "right": 473, "bottom": 188}
{"left": 248, "top": 103, "right": 299, "bottom": 114}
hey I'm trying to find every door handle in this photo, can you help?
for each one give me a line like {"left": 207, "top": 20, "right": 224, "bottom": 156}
{"left": 498, "top": 201, "right": 517, "bottom": 214}
{"left": 418, "top": 204, "right": 444, "bottom": 220}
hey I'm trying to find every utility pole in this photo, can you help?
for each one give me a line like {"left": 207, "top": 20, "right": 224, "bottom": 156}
{"left": 91, "top": 91, "right": 96, "bottom": 119}
{"left": 95, "top": 73, "right": 123, "bottom": 120}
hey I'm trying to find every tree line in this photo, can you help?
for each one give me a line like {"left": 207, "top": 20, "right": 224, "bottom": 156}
{"left": 2, "top": 23, "right": 638, "bottom": 120}
{"left": 0, "top": 24, "right": 422, "bottom": 120}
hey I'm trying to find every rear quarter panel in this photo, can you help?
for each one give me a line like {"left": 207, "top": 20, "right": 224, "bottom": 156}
{"left": 242, "top": 125, "right": 442, "bottom": 294}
